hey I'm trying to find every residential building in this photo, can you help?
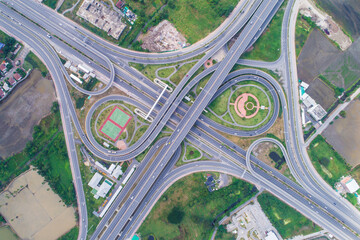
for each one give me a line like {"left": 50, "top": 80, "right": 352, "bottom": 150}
{"left": 2, "top": 82, "right": 9, "bottom": 91}
{"left": 8, "top": 77, "right": 15, "bottom": 86}
{"left": 13, "top": 73, "right": 22, "bottom": 81}
{"left": 0, "top": 63, "right": 7, "bottom": 72}
{"left": 341, "top": 177, "right": 360, "bottom": 194}
{"left": 0, "top": 88, "right": 4, "bottom": 98}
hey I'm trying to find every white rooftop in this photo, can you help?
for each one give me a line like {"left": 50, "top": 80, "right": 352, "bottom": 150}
{"left": 95, "top": 179, "right": 113, "bottom": 198}
{"left": 88, "top": 172, "right": 103, "bottom": 189}
{"left": 346, "top": 179, "right": 360, "bottom": 194}
{"left": 300, "top": 81, "right": 309, "bottom": 90}
{"left": 112, "top": 165, "right": 123, "bottom": 179}
{"left": 265, "top": 231, "right": 279, "bottom": 240}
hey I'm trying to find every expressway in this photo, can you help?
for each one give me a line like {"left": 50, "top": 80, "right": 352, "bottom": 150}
{"left": 2, "top": 0, "right": 360, "bottom": 239}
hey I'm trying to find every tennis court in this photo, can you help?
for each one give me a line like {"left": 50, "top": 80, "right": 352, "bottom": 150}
{"left": 110, "top": 108, "right": 132, "bottom": 127}
{"left": 100, "top": 121, "right": 122, "bottom": 141}
{"left": 99, "top": 106, "right": 133, "bottom": 141}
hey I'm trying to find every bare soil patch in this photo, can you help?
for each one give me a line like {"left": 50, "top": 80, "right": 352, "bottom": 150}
{"left": 323, "top": 99, "right": 360, "bottom": 167}
{"left": 139, "top": 20, "right": 187, "bottom": 52}
{"left": 0, "top": 70, "right": 56, "bottom": 158}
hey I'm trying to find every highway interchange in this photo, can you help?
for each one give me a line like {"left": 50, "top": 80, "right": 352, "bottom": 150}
{"left": 1, "top": 0, "right": 360, "bottom": 239}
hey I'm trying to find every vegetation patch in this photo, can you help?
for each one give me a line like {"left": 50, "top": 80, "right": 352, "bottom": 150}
{"left": 42, "top": 0, "right": 58, "bottom": 9}
{"left": 241, "top": 1, "right": 287, "bottom": 61}
{"left": 308, "top": 135, "right": 351, "bottom": 187}
{"left": 138, "top": 173, "right": 257, "bottom": 239}
{"left": 295, "top": 14, "right": 314, "bottom": 57}
{"left": 24, "top": 51, "right": 48, "bottom": 77}
{"left": 258, "top": 192, "right": 321, "bottom": 239}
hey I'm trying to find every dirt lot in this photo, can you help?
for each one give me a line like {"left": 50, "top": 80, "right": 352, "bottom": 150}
{"left": 0, "top": 70, "right": 56, "bottom": 159}
{"left": 315, "top": 0, "right": 360, "bottom": 39}
{"left": 297, "top": 29, "right": 341, "bottom": 84}
{"left": 306, "top": 78, "right": 336, "bottom": 110}
{"left": 323, "top": 99, "right": 360, "bottom": 167}
{"left": 0, "top": 168, "right": 76, "bottom": 240}
{"left": 139, "top": 20, "right": 187, "bottom": 52}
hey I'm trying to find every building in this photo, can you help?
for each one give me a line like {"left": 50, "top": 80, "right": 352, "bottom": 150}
{"left": 341, "top": 177, "right": 360, "bottom": 194}
{"left": 116, "top": 0, "right": 125, "bottom": 9}
{"left": 265, "top": 231, "right": 279, "bottom": 240}
{"left": 111, "top": 165, "right": 123, "bottom": 179}
{"left": 13, "top": 73, "right": 22, "bottom": 81}
{"left": 64, "top": 61, "right": 72, "bottom": 69}
{"left": 70, "top": 74, "right": 83, "bottom": 84}
{"left": 69, "top": 66, "right": 78, "bottom": 73}
{"left": 2, "top": 82, "right": 9, "bottom": 91}
{"left": 8, "top": 77, "right": 15, "bottom": 86}
{"left": 0, "top": 62, "right": 7, "bottom": 72}
{"left": 307, "top": 104, "right": 327, "bottom": 121}
{"left": 0, "top": 42, "right": 4, "bottom": 51}
{"left": 88, "top": 172, "right": 103, "bottom": 189}
{"left": 95, "top": 179, "right": 113, "bottom": 198}
{"left": 0, "top": 88, "right": 4, "bottom": 98}
{"left": 78, "top": 64, "right": 93, "bottom": 74}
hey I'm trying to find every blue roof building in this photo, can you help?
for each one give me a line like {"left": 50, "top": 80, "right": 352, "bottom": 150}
{"left": 0, "top": 43, "right": 5, "bottom": 50}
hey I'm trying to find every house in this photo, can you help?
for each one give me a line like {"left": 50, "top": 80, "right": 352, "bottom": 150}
{"left": 13, "top": 73, "right": 22, "bottom": 81}
{"left": 205, "top": 175, "right": 216, "bottom": 192}
{"left": 116, "top": 0, "right": 125, "bottom": 9}
{"left": 0, "top": 88, "right": 4, "bottom": 98}
{"left": 8, "top": 77, "right": 16, "bottom": 86}
{"left": 0, "top": 63, "right": 7, "bottom": 72}
{"left": 341, "top": 177, "right": 360, "bottom": 194}
{"left": 2, "top": 82, "right": 9, "bottom": 91}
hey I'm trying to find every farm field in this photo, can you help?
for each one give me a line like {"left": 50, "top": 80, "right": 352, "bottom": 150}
{"left": 314, "top": 0, "right": 360, "bottom": 39}
{"left": 297, "top": 29, "right": 340, "bottom": 84}
{"left": 306, "top": 78, "right": 336, "bottom": 110}
{"left": 323, "top": 99, "right": 360, "bottom": 167}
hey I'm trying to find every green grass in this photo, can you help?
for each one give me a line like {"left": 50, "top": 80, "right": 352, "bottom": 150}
{"left": 185, "top": 145, "right": 201, "bottom": 160}
{"left": 295, "top": 14, "right": 314, "bottom": 57}
{"left": 241, "top": 1, "right": 287, "bottom": 61}
{"left": 138, "top": 173, "right": 258, "bottom": 240}
{"left": 58, "top": 0, "right": 78, "bottom": 13}
{"left": 167, "top": 0, "right": 238, "bottom": 44}
{"left": 170, "top": 61, "right": 197, "bottom": 85}
{"left": 208, "top": 81, "right": 274, "bottom": 128}
{"left": 24, "top": 51, "right": 48, "bottom": 77}
{"left": 208, "top": 89, "right": 231, "bottom": 116}
{"left": 58, "top": 226, "right": 79, "bottom": 240}
{"left": 308, "top": 135, "right": 351, "bottom": 187}
{"left": 42, "top": 0, "right": 58, "bottom": 9}
{"left": 258, "top": 192, "right": 322, "bottom": 239}
{"left": 129, "top": 54, "right": 203, "bottom": 83}
{"left": 157, "top": 67, "right": 175, "bottom": 78}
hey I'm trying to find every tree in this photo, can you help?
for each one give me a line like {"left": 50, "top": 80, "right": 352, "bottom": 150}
{"left": 167, "top": 206, "right": 184, "bottom": 224}
{"left": 340, "top": 110, "right": 346, "bottom": 118}
{"left": 319, "top": 157, "right": 330, "bottom": 167}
